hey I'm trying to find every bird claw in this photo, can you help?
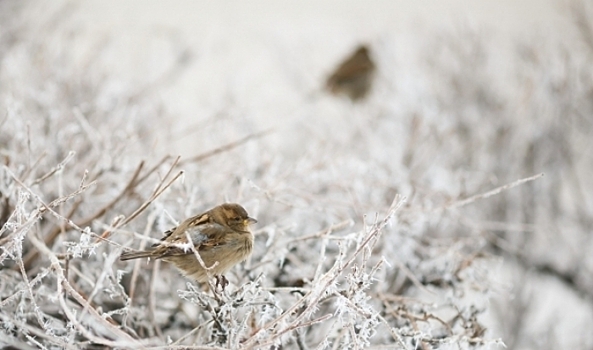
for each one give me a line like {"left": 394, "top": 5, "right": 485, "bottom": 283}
{"left": 215, "top": 275, "right": 229, "bottom": 290}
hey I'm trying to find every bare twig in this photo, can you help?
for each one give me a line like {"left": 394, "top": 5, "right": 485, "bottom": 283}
{"left": 180, "top": 129, "right": 273, "bottom": 165}
{"left": 243, "top": 196, "right": 406, "bottom": 348}
{"left": 118, "top": 170, "right": 183, "bottom": 228}
{"left": 0, "top": 312, "right": 77, "bottom": 350}
{"left": 31, "top": 151, "right": 76, "bottom": 186}
{"left": 22, "top": 156, "right": 174, "bottom": 269}
{"left": 22, "top": 160, "right": 145, "bottom": 268}
{"left": 27, "top": 231, "right": 143, "bottom": 347}
{"left": 129, "top": 210, "right": 159, "bottom": 302}
{"left": 442, "top": 173, "right": 544, "bottom": 210}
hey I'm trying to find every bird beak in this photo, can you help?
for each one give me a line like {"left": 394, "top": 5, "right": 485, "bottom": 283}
{"left": 246, "top": 217, "right": 258, "bottom": 225}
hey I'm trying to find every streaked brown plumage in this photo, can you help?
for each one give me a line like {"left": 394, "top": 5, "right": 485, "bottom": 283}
{"left": 120, "top": 203, "right": 256, "bottom": 283}
{"left": 326, "top": 44, "right": 376, "bottom": 101}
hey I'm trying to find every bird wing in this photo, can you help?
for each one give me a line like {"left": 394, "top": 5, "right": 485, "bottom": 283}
{"left": 153, "top": 212, "right": 211, "bottom": 246}
{"left": 151, "top": 214, "right": 229, "bottom": 258}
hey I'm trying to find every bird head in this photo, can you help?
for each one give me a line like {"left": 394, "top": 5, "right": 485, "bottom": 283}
{"left": 212, "top": 203, "right": 257, "bottom": 232}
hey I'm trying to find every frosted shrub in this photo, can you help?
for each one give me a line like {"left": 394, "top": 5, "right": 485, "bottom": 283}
{"left": 2, "top": 2, "right": 593, "bottom": 349}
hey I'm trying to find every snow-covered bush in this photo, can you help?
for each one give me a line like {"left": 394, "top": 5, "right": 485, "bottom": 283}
{"left": 1, "top": 1, "right": 592, "bottom": 349}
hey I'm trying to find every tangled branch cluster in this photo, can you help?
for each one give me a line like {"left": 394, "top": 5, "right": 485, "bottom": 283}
{"left": 2, "top": 1, "right": 593, "bottom": 349}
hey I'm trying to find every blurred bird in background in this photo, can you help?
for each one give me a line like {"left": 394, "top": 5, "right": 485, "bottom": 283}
{"left": 326, "top": 44, "right": 376, "bottom": 101}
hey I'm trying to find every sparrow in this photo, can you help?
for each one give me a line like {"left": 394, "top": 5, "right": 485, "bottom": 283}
{"left": 120, "top": 203, "right": 257, "bottom": 283}
{"left": 326, "top": 44, "right": 376, "bottom": 101}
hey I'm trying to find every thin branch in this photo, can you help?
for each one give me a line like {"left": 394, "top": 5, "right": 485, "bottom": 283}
{"left": 442, "top": 173, "right": 544, "bottom": 210}
{"left": 20, "top": 150, "right": 47, "bottom": 182}
{"left": 31, "top": 151, "right": 76, "bottom": 186}
{"left": 129, "top": 210, "right": 159, "bottom": 302}
{"left": 27, "top": 232, "right": 144, "bottom": 347}
{"left": 22, "top": 157, "right": 171, "bottom": 269}
{"left": 180, "top": 129, "right": 273, "bottom": 165}
{"left": 118, "top": 170, "right": 183, "bottom": 228}
{"left": 0, "top": 312, "right": 77, "bottom": 350}
{"left": 22, "top": 160, "right": 144, "bottom": 269}
{"left": 243, "top": 196, "right": 406, "bottom": 348}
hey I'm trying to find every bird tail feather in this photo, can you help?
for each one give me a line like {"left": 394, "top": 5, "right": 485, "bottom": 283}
{"left": 120, "top": 250, "right": 154, "bottom": 261}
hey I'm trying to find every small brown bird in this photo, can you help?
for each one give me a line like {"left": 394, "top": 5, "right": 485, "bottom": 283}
{"left": 326, "top": 44, "right": 376, "bottom": 101}
{"left": 120, "top": 203, "right": 257, "bottom": 283}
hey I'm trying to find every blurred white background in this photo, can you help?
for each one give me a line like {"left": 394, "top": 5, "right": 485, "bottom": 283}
{"left": 2, "top": 1, "right": 592, "bottom": 349}
{"left": 57, "top": 0, "right": 575, "bottom": 157}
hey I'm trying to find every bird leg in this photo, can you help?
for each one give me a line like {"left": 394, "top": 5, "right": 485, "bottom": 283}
{"left": 214, "top": 275, "right": 229, "bottom": 290}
